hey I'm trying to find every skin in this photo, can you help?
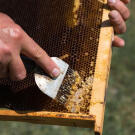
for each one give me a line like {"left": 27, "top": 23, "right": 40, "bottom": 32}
{"left": 0, "top": 13, "right": 60, "bottom": 81}
{"left": 0, "top": 0, "right": 130, "bottom": 82}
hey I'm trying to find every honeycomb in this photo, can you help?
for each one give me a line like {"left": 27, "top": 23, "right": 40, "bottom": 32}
{"left": 0, "top": 0, "right": 104, "bottom": 114}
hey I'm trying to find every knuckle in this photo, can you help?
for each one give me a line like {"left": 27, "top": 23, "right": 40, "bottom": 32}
{"left": 33, "top": 48, "right": 44, "bottom": 60}
{"left": 1, "top": 25, "right": 23, "bottom": 40}
{"left": 1, "top": 46, "right": 11, "bottom": 56}
{"left": 110, "top": 11, "right": 124, "bottom": 26}
{"left": 109, "top": 10, "right": 119, "bottom": 21}
{"left": 10, "top": 25, "right": 23, "bottom": 39}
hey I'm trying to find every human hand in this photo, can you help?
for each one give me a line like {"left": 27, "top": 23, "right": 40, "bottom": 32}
{"left": 0, "top": 13, "right": 60, "bottom": 81}
{"left": 108, "top": 0, "right": 130, "bottom": 47}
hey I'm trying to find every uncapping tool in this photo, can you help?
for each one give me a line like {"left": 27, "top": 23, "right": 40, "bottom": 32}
{"left": 34, "top": 57, "right": 77, "bottom": 104}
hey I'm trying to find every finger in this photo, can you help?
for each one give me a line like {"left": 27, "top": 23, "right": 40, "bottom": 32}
{"left": 109, "top": 10, "right": 126, "bottom": 34}
{"left": 108, "top": 0, "right": 130, "bottom": 20}
{"left": 21, "top": 33, "right": 60, "bottom": 78}
{"left": 112, "top": 36, "right": 125, "bottom": 47}
{"left": 9, "top": 56, "right": 26, "bottom": 81}
{"left": 121, "top": 0, "right": 130, "bottom": 4}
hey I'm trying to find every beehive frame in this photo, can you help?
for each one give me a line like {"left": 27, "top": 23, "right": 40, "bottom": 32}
{"left": 0, "top": 0, "right": 113, "bottom": 135}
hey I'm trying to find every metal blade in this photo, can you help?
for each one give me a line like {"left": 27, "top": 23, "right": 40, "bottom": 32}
{"left": 34, "top": 57, "right": 69, "bottom": 99}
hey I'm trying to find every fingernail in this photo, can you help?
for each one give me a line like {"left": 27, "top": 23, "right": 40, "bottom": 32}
{"left": 52, "top": 68, "right": 60, "bottom": 78}
{"left": 108, "top": 0, "right": 116, "bottom": 3}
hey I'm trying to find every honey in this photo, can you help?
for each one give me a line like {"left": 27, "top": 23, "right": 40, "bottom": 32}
{"left": 65, "top": 71, "right": 93, "bottom": 114}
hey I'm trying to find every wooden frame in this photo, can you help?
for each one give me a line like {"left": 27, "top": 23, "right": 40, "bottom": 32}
{"left": 0, "top": 0, "right": 113, "bottom": 135}
{"left": 90, "top": 0, "right": 113, "bottom": 134}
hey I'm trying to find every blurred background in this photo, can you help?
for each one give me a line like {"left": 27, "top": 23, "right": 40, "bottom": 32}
{"left": 0, "top": 1, "right": 134, "bottom": 135}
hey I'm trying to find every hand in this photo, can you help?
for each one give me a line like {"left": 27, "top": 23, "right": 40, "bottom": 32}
{"left": 0, "top": 13, "right": 60, "bottom": 81}
{"left": 108, "top": 0, "right": 130, "bottom": 47}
